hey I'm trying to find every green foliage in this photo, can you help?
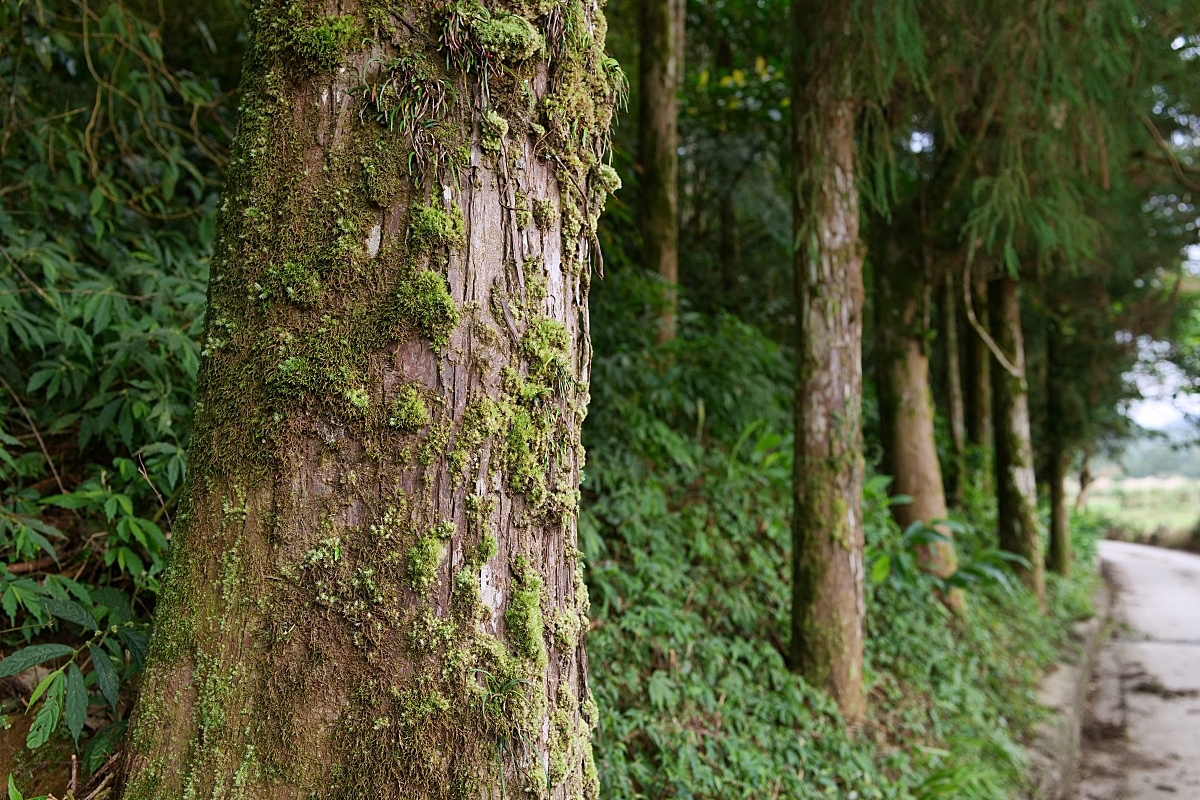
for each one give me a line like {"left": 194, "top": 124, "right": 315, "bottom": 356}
{"left": 582, "top": 274, "right": 1095, "bottom": 797}
{"left": 289, "top": 12, "right": 361, "bottom": 72}
{"left": 0, "top": 0, "right": 237, "bottom": 763}
{"left": 0, "top": 590, "right": 148, "bottom": 750}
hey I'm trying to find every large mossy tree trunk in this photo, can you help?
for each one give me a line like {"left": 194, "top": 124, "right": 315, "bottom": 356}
{"left": 789, "top": 0, "right": 865, "bottom": 724}
{"left": 876, "top": 243, "right": 957, "bottom": 579}
{"left": 119, "top": 1, "right": 622, "bottom": 798}
{"left": 989, "top": 276, "right": 1046, "bottom": 607}
{"left": 638, "top": 0, "right": 683, "bottom": 342}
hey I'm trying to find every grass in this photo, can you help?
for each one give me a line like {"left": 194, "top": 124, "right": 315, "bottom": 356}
{"left": 1084, "top": 476, "right": 1200, "bottom": 547}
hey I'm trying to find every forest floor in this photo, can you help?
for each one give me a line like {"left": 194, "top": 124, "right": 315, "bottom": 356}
{"left": 1073, "top": 540, "right": 1200, "bottom": 799}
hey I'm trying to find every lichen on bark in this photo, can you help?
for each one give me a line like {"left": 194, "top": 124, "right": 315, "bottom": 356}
{"left": 119, "top": 0, "right": 622, "bottom": 797}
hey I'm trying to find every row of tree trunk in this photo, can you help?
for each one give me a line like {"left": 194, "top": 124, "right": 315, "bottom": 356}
{"left": 115, "top": 0, "right": 1084, "bottom": 792}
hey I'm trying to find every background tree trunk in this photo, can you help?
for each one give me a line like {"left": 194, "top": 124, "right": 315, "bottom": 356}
{"left": 119, "top": 1, "right": 619, "bottom": 797}
{"left": 790, "top": 0, "right": 865, "bottom": 724}
{"left": 989, "top": 276, "right": 1046, "bottom": 606}
{"left": 1048, "top": 450, "right": 1071, "bottom": 577}
{"left": 965, "top": 270, "right": 993, "bottom": 450}
{"left": 639, "top": 0, "right": 683, "bottom": 342}
{"left": 1075, "top": 448, "right": 1093, "bottom": 513}
{"left": 876, "top": 246, "right": 957, "bottom": 579}
{"left": 941, "top": 271, "right": 967, "bottom": 509}
{"left": 1046, "top": 323, "right": 1071, "bottom": 576}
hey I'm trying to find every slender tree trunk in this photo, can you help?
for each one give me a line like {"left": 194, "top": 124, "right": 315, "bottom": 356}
{"left": 715, "top": 41, "right": 739, "bottom": 310}
{"left": 639, "top": 0, "right": 683, "bottom": 342}
{"left": 876, "top": 245, "right": 957, "bottom": 578}
{"left": 1075, "top": 448, "right": 1093, "bottom": 513}
{"left": 790, "top": 0, "right": 865, "bottom": 724}
{"left": 120, "top": 2, "right": 619, "bottom": 797}
{"left": 1049, "top": 450, "right": 1071, "bottom": 577}
{"left": 1046, "top": 322, "right": 1071, "bottom": 576}
{"left": 989, "top": 276, "right": 1046, "bottom": 607}
{"left": 718, "top": 190, "right": 740, "bottom": 306}
{"left": 941, "top": 271, "right": 967, "bottom": 509}
{"left": 965, "top": 270, "right": 993, "bottom": 449}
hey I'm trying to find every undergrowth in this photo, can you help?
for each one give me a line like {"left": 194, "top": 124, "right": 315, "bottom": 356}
{"left": 581, "top": 271, "right": 1102, "bottom": 798}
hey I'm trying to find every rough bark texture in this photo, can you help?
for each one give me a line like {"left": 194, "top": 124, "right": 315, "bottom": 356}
{"left": 989, "top": 276, "right": 1046, "bottom": 606}
{"left": 638, "top": 0, "right": 682, "bottom": 342}
{"left": 965, "top": 270, "right": 993, "bottom": 449}
{"left": 941, "top": 272, "right": 967, "bottom": 509}
{"left": 119, "top": 1, "right": 621, "bottom": 798}
{"left": 790, "top": 0, "right": 865, "bottom": 724}
{"left": 876, "top": 244, "right": 957, "bottom": 579}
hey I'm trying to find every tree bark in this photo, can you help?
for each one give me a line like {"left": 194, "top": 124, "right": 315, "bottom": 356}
{"left": 1075, "top": 448, "right": 1093, "bottom": 513}
{"left": 790, "top": 0, "right": 865, "bottom": 724}
{"left": 119, "top": 2, "right": 620, "bottom": 797}
{"left": 1048, "top": 450, "right": 1071, "bottom": 577}
{"left": 876, "top": 245, "right": 957, "bottom": 579}
{"left": 1046, "top": 322, "right": 1071, "bottom": 576}
{"left": 714, "top": 41, "right": 739, "bottom": 310}
{"left": 965, "top": 270, "right": 993, "bottom": 449}
{"left": 639, "top": 0, "right": 683, "bottom": 342}
{"left": 941, "top": 271, "right": 967, "bottom": 509}
{"left": 989, "top": 276, "right": 1046, "bottom": 606}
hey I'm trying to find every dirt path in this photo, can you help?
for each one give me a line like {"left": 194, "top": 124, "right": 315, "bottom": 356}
{"left": 1074, "top": 541, "right": 1200, "bottom": 799}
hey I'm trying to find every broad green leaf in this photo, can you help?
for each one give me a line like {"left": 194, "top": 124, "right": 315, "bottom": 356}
{"left": 0, "top": 644, "right": 74, "bottom": 678}
{"left": 81, "top": 721, "right": 127, "bottom": 774}
{"left": 27, "top": 670, "right": 61, "bottom": 708}
{"left": 8, "top": 774, "right": 24, "bottom": 800}
{"left": 65, "top": 663, "right": 87, "bottom": 744}
{"left": 26, "top": 671, "right": 64, "bottom": 749}
{"left": 90, "top": 587, "right": 131, "bottom": 624}
{"left": 43, "top": 598, "right": 99, "bottom": 632}
{"left": 871, "top": 555, "right": 892, "bottom": 585}
{"left": 39, "top": 493, "right": 95, "bottom": 510}
{"left": 118, "top": 627, "right": 149, "bottom": 670}
{"left": 88, "top": 645, "right": 120, "bottom": 709}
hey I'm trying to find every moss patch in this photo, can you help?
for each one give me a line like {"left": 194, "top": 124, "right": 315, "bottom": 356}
{"left": 482, "top": 109, "right": 508, "bottom": 152}
{"left": 290, "top": 13, "right": 361, "bottom": 72}
{"left": 504, "top": 558, "right": 546, "bottom": 669}
{"left": 388, "top": 385, "right": 429, "bottom": 432}
{"left": 410, "top": 202, "right": 465, "bottom": 251}
{"left": 396, "top": 270, "right": 460, "bottom": 349}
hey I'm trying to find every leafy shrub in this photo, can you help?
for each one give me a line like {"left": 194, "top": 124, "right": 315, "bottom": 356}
{"left": 0, "top": 0, "right": 235, "bottom": 767}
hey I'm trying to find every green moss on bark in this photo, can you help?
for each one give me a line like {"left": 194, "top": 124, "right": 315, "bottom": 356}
{"left": 396, "top": 270, "right": 460, "bottom": 349}
{"left": 388, "top": 385, "right": 429, "bottom": 432}
{"left": 289, "top": 13, "right": 361, "bottom": 72}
